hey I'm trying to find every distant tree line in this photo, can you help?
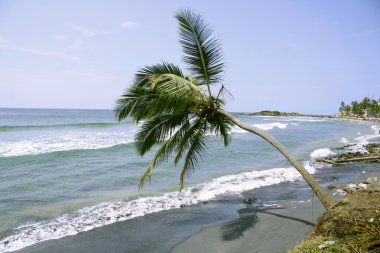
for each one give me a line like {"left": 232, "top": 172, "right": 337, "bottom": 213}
{"left": 339, "top": 97, "right": 380, "bottom": 118}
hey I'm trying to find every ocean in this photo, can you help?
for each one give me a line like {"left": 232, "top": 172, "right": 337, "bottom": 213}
{"left": 0, "top": 108, "right": 379, "bottom": 252}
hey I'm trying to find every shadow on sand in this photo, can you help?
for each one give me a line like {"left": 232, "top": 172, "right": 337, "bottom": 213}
{"left": 220, "top": 206, "right": 315, "bottom": 241}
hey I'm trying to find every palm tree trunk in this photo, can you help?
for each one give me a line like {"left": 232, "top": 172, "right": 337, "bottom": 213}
{"left": 218, "top": 109, "right": 336, "bottom": 209}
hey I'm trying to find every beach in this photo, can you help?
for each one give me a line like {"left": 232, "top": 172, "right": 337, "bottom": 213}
{"left": 1, "top": 108, "right": 379, "bottom": 253}
{"left": 8, "top": 180, "right": 328, "bottom": 253}
{"left": 11, "top": 162, "right": 379, "bottom": 253}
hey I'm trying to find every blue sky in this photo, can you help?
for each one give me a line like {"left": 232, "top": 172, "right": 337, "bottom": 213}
{"left": 0, "top": 0, "right": 379, "bottom": 114}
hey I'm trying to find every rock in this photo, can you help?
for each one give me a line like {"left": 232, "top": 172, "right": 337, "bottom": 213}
{"left": 328, "top": 185, "right": 338, "bottom": 191}
{"left": 243, "top": 198, "right": 256, "bottom": 204}
{"left": 365, "top": 177, "right": 378, "bottom": 184}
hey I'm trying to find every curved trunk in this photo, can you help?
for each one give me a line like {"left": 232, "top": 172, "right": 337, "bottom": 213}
{"left": 218, "top": 109, "right": 336, "bottom": 209}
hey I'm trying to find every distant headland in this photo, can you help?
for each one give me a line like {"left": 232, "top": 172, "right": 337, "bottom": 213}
{"left": 238, "top": 110, "right": 333, "bottom": 118}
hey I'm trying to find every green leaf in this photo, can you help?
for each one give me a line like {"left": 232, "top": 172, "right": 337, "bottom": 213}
{"left": 138, "top": 118, "right": 192, "bottom": 189}
{"left": 135, "top": 113, "right": 190, "bottom": 156}
{"left": 176, "top": 9, "right": 224, "bottom": 86}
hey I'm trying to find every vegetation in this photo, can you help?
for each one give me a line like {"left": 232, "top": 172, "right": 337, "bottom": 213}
{"left": 242, "top": 110, "right": 304, "bottom": 116}
{"left": 289, "top": 236, "right": 350, "bottom": 253}
{"left": 115, "top": 10, "right": 335, "bottom": 209}
{"left": 339, "top": 97, "right": 380, "bottom": 119}
{"left": 316, "top": 143, "right": 380, "bottom": 165}
{"left": 291, "top": 183, "right": 380, "bottom": 253}
{"left": 313, "top": 188, "right": 380, "bottom": 252}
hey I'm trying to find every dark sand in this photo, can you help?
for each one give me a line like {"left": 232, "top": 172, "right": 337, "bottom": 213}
{"left": 13, "top": 163, "right": 378, "bottom": 253}
{"left": 172, "top": 200, "right": 324, "bottom": 253}
{"left": 13, "top": 183, "right": 323, "bottom": 253}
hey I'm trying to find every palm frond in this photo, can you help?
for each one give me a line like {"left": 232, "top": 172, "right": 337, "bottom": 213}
{"left": 115, "top": 64, "right": 207, "bottom": 122}
{"left": 176, "top": 9, "right": 224, "bottom": 86}
{"left": 208, "top": 112, "right": 234, "bottom": 146}
{"left": 150, "top": 73, "right": 205, "bottom": 98}
{"left": 174, "top": 117, "right": 204, "bottom": 165}
{"left": 115, "top": 10, "right": 240, "bottom": 193}
{"left": 115, "top": 86, "right": 160, "bottom": 121}
{"left": 134, "top": 62, "right": 186, "bottom": 88}
{"left": 138, "top": 118, "right": 192, "bottom": 189}
{"left": 179, "top": 119, "right": 208, "bottom": 190}
{"left": 135, "top": 113, "right": 190, "bottom": 156}
{"left": 216, "top": 85, "right": 234, "bottom": 101}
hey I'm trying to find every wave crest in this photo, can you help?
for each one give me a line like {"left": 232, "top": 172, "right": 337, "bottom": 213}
{"left": 0, "top": 164, "right": 313, "bottom": 252}
{"left": 310, "top": 148, "right": 336, "bottom": 158}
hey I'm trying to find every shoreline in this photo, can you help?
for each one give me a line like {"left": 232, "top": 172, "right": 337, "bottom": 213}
{"left": 11, "top": 183, "right": 324, "bottom": 253}
{"left": 2, "top": 114, "right": 380, "bottom": 253}
{"left": 11, "top": 161, "right": 376, "bottom": 253}
{"left": 237, "top": 112, "right": 380, "bottom": 123}
{"left": 171, "top": 200, "right": 325, "bottom": 253}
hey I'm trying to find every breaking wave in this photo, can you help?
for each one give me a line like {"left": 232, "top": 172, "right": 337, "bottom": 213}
{"left": 0, "top": 122, "right": 289, "bottom": 158}
{"left": 0, "top": 123, "right": 120, "bottom": 131}
{"left": 310, "top": 148, "right": 336, "bottom": 158}
{"left": 0, "top": 164, "right": 315, "bottom": 252}
{"left": 0, "top": 131, "right": 135, "bottom": 157}
{"left": 231, "top": 122, "right": 288, "bottom": 133}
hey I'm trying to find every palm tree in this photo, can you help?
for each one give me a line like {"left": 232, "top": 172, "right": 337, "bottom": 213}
{"left": 115, "top": 10, "right": 336, "bottom": 209}
{"left": 339, "top": 101, "right": 346, "bottom": 116}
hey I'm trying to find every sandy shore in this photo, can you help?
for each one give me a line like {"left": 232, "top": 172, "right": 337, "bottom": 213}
{"left": 13, "top": 162, "right": 378, "bottom": 253}
{"left": 13, "top": 184, "right": 325, "bottom": 253}
{"left": 13, "top": 199, "right": 324, "bottom": 253}
{"left": 171, "top": 200, "right": 324, "bottom": 253}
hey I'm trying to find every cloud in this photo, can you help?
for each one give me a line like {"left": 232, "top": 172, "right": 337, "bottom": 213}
{"left": 345, "top": 29, "right": 375, "bottom": 38}
{"left": 70, "top": 39, "right": 84, "bottom": 48}
{"left": 72, "top": 25, "right": 96, "bottom": 38}
{"left": 0, "top": 36, "right": 10, "bottom": 44}
{"left": 120, "top": 21, "right": 138, "bottom": 29}
{"left": 54, "top": 34, "right": 71, "bottom": 40}
{"left": 0, "top": 40, "right": 84, "bottom": 61}
{"left": 53, "top": 25, "right": 96, "bottom": 49}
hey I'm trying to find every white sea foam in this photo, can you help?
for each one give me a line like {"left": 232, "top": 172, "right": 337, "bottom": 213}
{"left": 254, "top": 122, "right": 288, "bottom": 130}
{"left": 0, "top": 131, "right": 135, "bottom": 157}
{"left": 231, "top": 122, "right": 288, "bottom": 133}
{"left": 337, "top": 125, "right": 379, "bottom": 154}
{"left": 349, "top": 125, "right": 380, "bottom": 153}
{"left": 253, "top": 116, "right": 325, "bottom": 123}
{"left": 339, "top": 137, "right": 348, "bottom": 143}
{"left": 0, "top": 164, "right": 315, "bottom": 252}
{"left": 0, "top": 122, "right": 290, "bottom": 157}
{"left": 310, "top": 148, "right": 336, "bottom": 158}
{"left": 280, "top": 117, "right": 326, "bottom": 123}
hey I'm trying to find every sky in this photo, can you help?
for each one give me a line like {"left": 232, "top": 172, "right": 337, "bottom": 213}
{"left": 0, "top": 0, "right": 379, "bottom": 114}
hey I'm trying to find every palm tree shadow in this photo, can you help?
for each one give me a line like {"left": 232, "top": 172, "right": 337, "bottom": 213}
{"left": 221, "top": 206, "right": 315, "bottom": 241}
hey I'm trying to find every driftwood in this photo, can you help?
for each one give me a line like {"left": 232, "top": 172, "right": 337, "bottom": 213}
{"left": 316, "top": 158, "right": 339, "bottom": 165}
{"left": 317, "top": 156, "right": 380, "bottom": 164}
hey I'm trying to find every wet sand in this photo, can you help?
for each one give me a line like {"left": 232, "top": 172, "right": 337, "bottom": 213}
{"left": 13, "top": 183, "right": 322, "bottom": 253}
{"left": 13, "top": 162, "right": 377, "bottom": 253}
{"left": 172, "top": 200, "right": 324, "bottom": 253}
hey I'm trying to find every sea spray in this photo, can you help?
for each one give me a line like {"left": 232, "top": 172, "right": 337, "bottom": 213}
{"left": 310, "top": 148, "right": 336, "bottom": 158}
{"left": 0, "top": 122, "right": 289, "bottom": 157}
{"left": 230, "top": 122, "right": 288, "bottom": 133}
{"left": 0, "top": 132, "right": 135, "bottom": 157}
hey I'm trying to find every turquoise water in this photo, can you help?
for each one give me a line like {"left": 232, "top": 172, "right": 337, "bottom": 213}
{"left": 0, "top": 108, "right": 379, "bottom": 252}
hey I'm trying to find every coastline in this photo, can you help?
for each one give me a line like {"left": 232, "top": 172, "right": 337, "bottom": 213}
{"left": 238, "top": 111, "right": 380, "bottom": 123}
{"left": 171, "top": 200, "right": 325, "bottom": 253}
{"left": 2, "top": 110, "right": 380, "bottom": 253}
{"left": 12, "top": 182, "right": 325, "bottom": 253}
{"left": 12, "top": 161, "right": 379, "bottom": 253}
